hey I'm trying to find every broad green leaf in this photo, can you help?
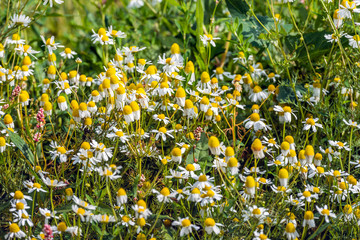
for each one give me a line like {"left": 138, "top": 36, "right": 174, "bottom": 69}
{"left": 55, "top": 203, "right": 73, "bottom": 213}
{"left": 308, "top": 223, "right": 331, "bottom": 240}
{"left": 195, "top": 0, "right": 204, "bottom": 38}
{"left": 97, "top": 202, "right": 114, "bottom": 215}
{"left": 225, "top": 0, "right": 249, "bottom": 18}
{"left": 91, "top": 222, "right": 104, "bottom": 235}
{"left": 186, "top": 132, "right": 209, "bottom": 165}
{"left": 277, "top": 85, "right": 296, "bottom": 103}
{"left": 0, "top": 122, "right": 35, "bottom": 166}
{"left": 284, "top": 31, "right": 333, "bottom": 61}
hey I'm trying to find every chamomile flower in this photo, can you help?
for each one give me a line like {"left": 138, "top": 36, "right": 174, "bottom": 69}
{"left": 302, "top": 117, "right": 323, "bottom": 132}
{"left": 7, "top": 34, "right": 26, "bottom": 45}
{"left": 0, "top": 136, "right": 10, "bottom": 152}
{"left": 266, "top": 72, "right": 280, "bottom": 82}
{"left": 132, "top": 200, "right": 152, "bottom": 219}
{"left": 178, "top": 163, "right": 201, "bottom": 178}
{"left": 204, "top": 218, "right": 223, "bottom": 235}
{"left": 274, "top": 105, "right": 297, "bottom": 123}
{"left": 10, "top": 191, "right": 32, "bottom": 204}
{"left": 298, "top": 190, "right": 318, "bottom": 203}
{"left": 91, "top": 28, "right": 113, "bottom": 45}
{"left": 244, "top": 113, "right": 271, "bottom": 131}
{"left": 303, "top": 211, "right": 316, "bottom": 228}
{"left": 166, "top": 169, "right": 187, "bottom": 182}
{"left": 128, "top": 0, "right": 144, "bottom": 8}
{"left": 117, "top": 214, "right": 134, "bottom": 228}
{"left": 97, "top": 165, "right": 121, "bottom": 180}
{"left": 49, "top": 141, "right": 73, "bottom": 163}
{"left": 249, "top": 85, "right": 267, "bottom": 102}
{"left": 212, "top": 67, "right": 234, "bottom": 80}
{"left": 284, "top": 222, "right": 299, "bottom": 240}
{"left": 170, "top": 147, "right": 182, "bottom": 163}
{"left": 242, "top": 205, "right": 270, "bottom": 223}
{"left": 324, "top": 32, "right": 344, "bottom": 43}
{"left": 338, "top": 0, "right": 357, "bottom": 19}
{"left": 152, "top": 114, "right": 170, "bottom": 124}
{"left": 227, "top": 157, "right": 240, "bottom": 175}
{"left": 152, "top": 187, "right": 172, "bottom": 203}
{"left": 158, "top": 54, "right": 182, "bottom": 73}
{"left": 60, "top": 48, "right": 77, "bottom": 59}
{"left": 25, "top": 182, "right": 47, "bottom": 193}
{"left": 9, "top": 202, "right": 30, "bottom": 217}
{"left": 316, "top": 205, "right": 336, "bottom": 223}
{"left": 72, "top": 205, "right": 91, "bottom": 222}
{"left": 251, "top": 139, "right": 265, "bottom": 159}
{"left": 245, "top": 176, "right": 256, "bottom": 197}
{"left": 346, "top": 34, "right": 360, "bottom": 48}
{"left": 172, "top": 218, "right": 200, "bottom": 237}
{"left": 286, "top": 195, "right": 305, "bottom": 210}
{"left": 4, "top": 223, "right": 26, "bottom": 239}
{"left": 91, "top": 140, "right": 113, "bottom": 161}
{"left": 108, "top": 25, "right": 127, "bottom": 39}
{"left": 9, "top": 14, "right": 32, "bottom": 28}
{"left": 341, "top": 119, "right": 359, "bottom": 129}
{"left": 39, "top": 208, "right": 58, "bottom": 223}
{"left": 106, "top": 128, "right": 129, "bottom": 143}
{"left": 42, "top": 178, "right": 67, "bottom": 188}
{"left": 192, "top": 174, "right": 214, "bottom": 189}
{"left": 152, "top": 127, "right": 174, "bottom": 141}
{"left": 116, "top": 188, "right": 128, "bottom": 206}
{"left": 41, "top": 35, "right": 64, "bottom": 53}
{"left": 329, "top": 140, "right": 351, "bottom": 151}
{"left": 262, "top": 136, "right": 279, "bottom": 149}
{"left": 200, "top": 34, "right": 220, "bottom": 47}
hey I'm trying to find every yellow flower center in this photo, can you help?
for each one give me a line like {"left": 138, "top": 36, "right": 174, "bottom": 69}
{"left": 253, "top": 86, "right": 262, "bottom": 93}
{"left": 159, "top": 127, "right": 167, "bottom": 134}
{"left": 303, "top": 191, "right": 311, "bottom": 198}
{"left": 304, "top": 211, "right": 314, "bottom": 220}
{"left": 57, "top": 147, "right": 67, "bottom": 154}
{"left": 321, "top": 209, "right": 330, "bottom": 215}
{"left": 199, "top": 175, "right": 207, "bottom": 182}
{"left": 286, "top": 223, "right": 295, "bottom": 233}
{"left": 252, "top": 208, "right": 261, "bottom": 215}
{"left": 9, "top": 223, "right": 20, "bottom": 233}
{"left": 16, "top": 202, "right": 24, "bottom": 210}
{"left": 64, "top": 48, "right": 72, "bottom": 54}
{"left": 160, "top": 187, "right": 170, "bottom": 196}
{"left": 57, "top": 222, "right": 67, "bottom": 232}
{"left": 306, "top": 118, "right": 315, "bottom": 125}
{"left": 77, "top": 208, "right": 85, "bottom": 215}
{"left": 181, "top": 219, "right": 191, "bottom": 227}
{"left": 14, "top": 191, "right": 24, "bottom": 200}
{"left": 250, "top": 113, "right": 260, "bottom": 122}
{"left": 204, "top": 218, "right": 215, "bottom": 227}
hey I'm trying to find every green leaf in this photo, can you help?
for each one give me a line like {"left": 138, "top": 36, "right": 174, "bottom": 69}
{"left": 225, "top": 0, "right": 249, "bottom": 18}
{"left": 55, "top": 203, "right": 73, "bottom": 213}
{"left": 97, "top": 202, "right": 114, "bottom": 215}
{"left": 308, "top": 223, "right": 330, "bottom": 240}
{"left": 277, "top": 85, "right": 296, "bottom": 103}
{"left": 238, "top": 16, "right": 274, "bottom": 48}
{"left": 204, "top": 0, "right": 216, "bottom": 25}
{"left": 195, "top": 0, "right": 206, "bottom": 64}
{"left": 91, "top": 222, "right": 103, "bottom": 235}
{"left": 0, "top": 121, "right": 35, "bottom": 166}
{"left": 0, "top": 121, "right": 43, "bottom": 186}
{"left": 284, "top": 31, "right": 332, "bottom": 61}
{"left": 195, "top": 0, "right": 204, "bottom": 38}
{"left": 186, "top": 132, "right": 209, "bottom": 165}
{"left": 85, "top": 194, "right": 96, "bottom": 205}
